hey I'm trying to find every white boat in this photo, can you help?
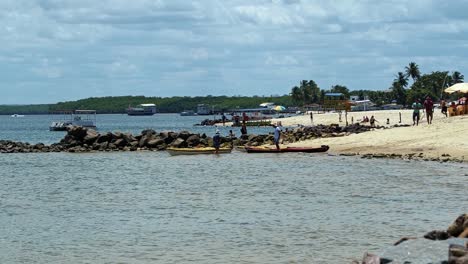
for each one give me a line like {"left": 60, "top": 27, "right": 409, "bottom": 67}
{"left": 49, "top": 110, "right": 97, "bottom": 131}
{"left": 180, "top": 110, "right": 197, "bottom": 116}
{"left": 10, "top": 114, "right": 25, "bottom": 117}
{"left": 127, "top": 104, "right": 156, "bottom": 116}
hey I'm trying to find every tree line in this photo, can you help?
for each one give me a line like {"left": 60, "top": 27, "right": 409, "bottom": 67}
{"left": 0, "top": 95, "right": 293, "bottom": 115}
{"left": 289, "top": 62, "right": 464, "bottom": 107}
{"left": 0, "top": 62, "right": 464, "bottom": 115}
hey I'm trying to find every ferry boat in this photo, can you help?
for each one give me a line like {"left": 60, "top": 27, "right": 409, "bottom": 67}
{"left": 127, "top": 104, "right": 157, "bottom": 116}
{"left": 197, "top": 104, "right": 212, "bottom": 115}
{"left": 49, "top": 110, "right": 97, "bottom": 131}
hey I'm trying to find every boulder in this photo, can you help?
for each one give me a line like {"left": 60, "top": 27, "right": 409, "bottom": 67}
{"left": 170, "top": 138, "right": 186, "bottom": 148}
{"left": 84, "top": 130, "right": 99, "bottom": 144}
{"left": 67, "top": 126, "right": 88, "bottom": 140}
{"left": 186, "top": 134, "right": 200, "bottom": 146}
{"left": 178, "top": 131, "right": 192, "bottom": 140}
{"left": 114, "top": 138, "right": 127, "bottom": 148}
{"left": 141, "top": 129, "right": 156, "bottom": 136}
{"left": 147, "top": 138, "right": 165, "bottom": 148}
{"left": 122, "top": 133, "right": 137, "bottom": 143}
{"left": 96, "top": 132, "right": 112, "bottom": 143}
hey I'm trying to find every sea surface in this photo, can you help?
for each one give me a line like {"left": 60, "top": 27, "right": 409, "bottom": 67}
{"left": 0, "top": 114, "right": 467, "bottom": 263}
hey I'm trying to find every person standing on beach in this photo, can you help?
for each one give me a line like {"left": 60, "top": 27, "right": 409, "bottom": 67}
{"left": 228, "top": 130, "right": 235, "bottom": 148}
{"left": 273, "top": 122, "right": 282, "bottom": 150}
{"left": 441, "top": 99, "right": 448, "bottom": 117}
{"left": 423, "top": 96, "right": 434, "bottom": 124}
{"left": 369, "top": 116, "right": 377, "bottom": 127}
{"left": 213, "top": 130, "right": 221, "bottom": 153}
{"left": 412, "top": 99, "right": 423, "bottom": 126}
{"left": 240, "top": 123, "right": 247, "bottom": 136}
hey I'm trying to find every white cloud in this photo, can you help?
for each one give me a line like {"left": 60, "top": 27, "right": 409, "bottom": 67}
{"left": 1, "top": 0, "right": 468, "bottom": 104}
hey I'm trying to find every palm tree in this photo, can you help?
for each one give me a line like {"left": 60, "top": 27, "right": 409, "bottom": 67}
{"left": 291, "top": 86, "right": 302, "bottom": 105}
{"left": 394, "top": 72, "right": 408, "bottom": 88}
{"left": 405, "top": 62, "right": 421, "bottom": 82}
{"left": 452, "top": 71, "right": 464, "bottom": 84}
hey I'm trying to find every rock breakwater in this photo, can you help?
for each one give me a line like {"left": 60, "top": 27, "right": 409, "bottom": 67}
{"left": 0, "top": 123, "right": 393, "bottom": 153}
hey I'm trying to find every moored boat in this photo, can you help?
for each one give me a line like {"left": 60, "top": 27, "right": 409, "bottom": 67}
{"left": 180, "top": 110, "right": 197, "bottom": 116}
{"left": 49, "top": 110, "right": 97, "bottom": 131}
{"left": 166, "top": 147, "right": 232, "bottom": 156}
{"left": 245, "top": 145, "right": 329, "bottom": 153}
{"left": 127, "top": 104, "right": 157, "bottom": 116}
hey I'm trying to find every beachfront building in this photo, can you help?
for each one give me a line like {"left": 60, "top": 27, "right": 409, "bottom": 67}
{"left": 322, "top": 93, "right": 351, "bottom": 112}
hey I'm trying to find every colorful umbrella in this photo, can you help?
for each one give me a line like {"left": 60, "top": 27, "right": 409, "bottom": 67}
{"left": 273, "top": 105, "right": 286, "bottom": 111}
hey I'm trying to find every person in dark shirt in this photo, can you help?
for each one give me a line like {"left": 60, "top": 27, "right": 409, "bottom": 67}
{"left": 213, "top": 130, "right": 221, "bottom": 153}
{"left": 423, "top": 96, "right": 434, "bottom": 124}
{"left": 240, "top": 123, "right": 247, "bottom": 135}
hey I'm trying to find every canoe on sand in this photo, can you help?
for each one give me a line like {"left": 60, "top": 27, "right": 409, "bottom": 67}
{"left": 166, "top": 147, "right": 232, "bottom": 156}
{"left": 245, "top": 145, "right": 329, "bottom": 153}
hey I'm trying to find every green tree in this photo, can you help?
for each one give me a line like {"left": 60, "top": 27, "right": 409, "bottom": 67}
{"left": 405, "top": 62, "right": 421, "bottom": 82}
{"left": 330, "top": 85, "right": 350, "bottom": 98}
{"left": 395, "top": 72, "right": 409, "bottom": 88}
{"left": 391, "top": 82, "right": 407, "bottom": 105}
{"left": 451, "top": 71, "right": 464, "bottom": 84}
{"left": 308, "top": 80, "right": 321, "bottom": 103}
{"left": 291, "top": 86, "right": 302, "bottom": 105}
{"left": 300, "top": 80, "right": 312, "bottom": 105}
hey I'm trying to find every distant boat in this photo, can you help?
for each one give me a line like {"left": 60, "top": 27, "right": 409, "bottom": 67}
{"left": 10, "top": 114, "right": 25, "bottom": 117}
{"left": 49, "top": 110, "right": 97, "bottom": 131}
{"left": 127, "top": 104, "right": 156, "bottom": 116}
{"left": 180, "top": 110, "right": 197, "bottom": 116}
{"left": 196, "top": 104, "right": 212, "bottom": 115}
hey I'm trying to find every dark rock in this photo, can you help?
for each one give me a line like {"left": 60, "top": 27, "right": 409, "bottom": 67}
{"left": 147, "top": 138, "right": 165, "bottom": 148}
{"left": 84, "top": 130, "right": 99, "bottom": 144}
{"left": 171, "top": 138, "right": 186, "bottom": 148}
{"left": 96, "top": 132, "right": 112, "bottom": 143}
{"left": 178, "top": 131, "right": 191, "bottom": 140}
{"left": 67, "top": 126, "right": 88, "bottom": 140}
{"left": 114, "top": 138, "right": 127, "bottom": 148}
{"left": 186, "top": 134, "right": 200, "bottom": 146}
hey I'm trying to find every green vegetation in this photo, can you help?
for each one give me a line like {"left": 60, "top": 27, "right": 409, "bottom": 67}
{"left": 290, "top": 62, "right": 465, "bottom": 107}
{"left": 0, "top": 95, "right": 292, "bottom": 115}
{"left": 0, "top": 62, "right": 464, "bottom": 115}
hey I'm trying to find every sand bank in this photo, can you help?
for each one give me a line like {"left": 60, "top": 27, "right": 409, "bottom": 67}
{"left": 275, "top": 110, "right": 468, "bottom": 162}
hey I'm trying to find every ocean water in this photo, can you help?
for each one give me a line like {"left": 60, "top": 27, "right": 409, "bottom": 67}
{"left": 0, "top": 114, "right": 467, "bottom": 263}
{"left": 0, "top": 114, "right": 273, "bottom": 145}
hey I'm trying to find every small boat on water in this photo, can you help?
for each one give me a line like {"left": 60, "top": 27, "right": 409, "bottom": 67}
{"left": 127, "top": 104, "right": 156, "bottom": 116}
{"left": 10, "top": 114, "right": 25, "bottom": 117}
{"left": 180, "top": 110, "right": 197, "bottom": 116}
{"left": 166, "top": 147, "right": 232, "bottom": 156}
{"left": 245, "top": 145, "right": 329, "bottom": 153}
{"left": 49, "top": 110, "right": 97, "bottom": 131}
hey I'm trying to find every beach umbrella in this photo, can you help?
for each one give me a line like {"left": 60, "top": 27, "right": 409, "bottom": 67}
{"left": 273, "top": 105, "right": 286, "bottom": 111}
{"left": 444, "top": 83, "right": 468, "bottom": 94}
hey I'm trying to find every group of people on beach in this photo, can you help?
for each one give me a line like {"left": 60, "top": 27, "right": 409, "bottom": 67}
{"left": 411, "top": 96, "right": 434, "bottom": 126}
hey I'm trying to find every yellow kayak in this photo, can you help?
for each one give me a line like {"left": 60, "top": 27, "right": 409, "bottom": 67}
{"left": 166, "top": 147, "right": 232, "bottom": 156}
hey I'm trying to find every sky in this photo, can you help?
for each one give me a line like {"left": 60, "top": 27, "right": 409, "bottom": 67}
{"left": 1, "top": 0, "right": 468, "bottom": 104}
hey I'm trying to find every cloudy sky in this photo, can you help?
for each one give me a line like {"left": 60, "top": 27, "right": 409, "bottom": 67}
{"left": 1, "top": 0, "right": 468, "bottom": 104}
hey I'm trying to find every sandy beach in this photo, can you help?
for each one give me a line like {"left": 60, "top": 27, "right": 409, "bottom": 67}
{"left": 272, "top": 109, "right": 468, "bottom": 162}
